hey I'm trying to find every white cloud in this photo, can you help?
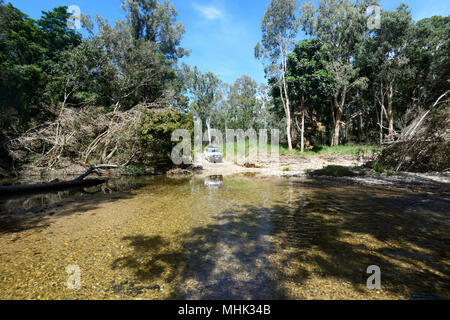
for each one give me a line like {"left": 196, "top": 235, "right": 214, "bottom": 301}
{"left": 193, "top": 4, "right": 224, "bottom": 20}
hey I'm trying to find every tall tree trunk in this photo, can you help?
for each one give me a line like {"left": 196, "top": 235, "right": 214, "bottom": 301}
{"left": 283, "top": 80, "right": 293, "bottom": 151}
{"left": 387, "top": 82, "right": 394, "bottom": 136}
{"left": 358, "top": 113, "right": 362, "bottom": 144}
{"left": 332, "top": 107, "right": 342, "bottom": 147}
{"left": 379, "top": 107, "right": 384, "bottom": 145}
{"left": 332, "top": 89, "right": 345, "bottom": 147}
{"left": 280, "top": 41, "right": 293, "bottom": 151}
{"left": 331, "top": 87, "right": 347, "bottom": 147}
{"left": 206, "top": 118, "right": 212, "bottom": 143}
{"left": 300, "top": 110, "right": 305, "bottom": 153}
{"left": 286, "top": 111, "right": 292, "bottom": 151}
{"left": 377, "top": 83, "right": 385, "bottom": 144}
{"left": 279, "top": 82, "right": 293, "bottom": 151}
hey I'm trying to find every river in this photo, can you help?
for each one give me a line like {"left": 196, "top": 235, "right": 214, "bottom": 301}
{"left": 0, "top": 175, "right": 448, "bottom": 299}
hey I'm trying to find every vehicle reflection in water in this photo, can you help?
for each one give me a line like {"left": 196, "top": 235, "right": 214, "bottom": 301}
{"left": 204, "top": 175, "right": 223, "bottom": 191}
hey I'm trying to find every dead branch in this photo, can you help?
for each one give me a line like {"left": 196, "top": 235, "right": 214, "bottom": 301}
{"left": 433, "top": 90, "right": 450, "bottom": 108}
{"left": 376, "top": 99, "right": 449, "bottom": 172}
{"left": 75, "top": 164, "right": 118, "bottom": 181}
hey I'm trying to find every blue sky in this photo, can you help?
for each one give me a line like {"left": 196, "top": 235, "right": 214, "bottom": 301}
{"left": 8, "top": 0, "right": 450, "bottom": 85}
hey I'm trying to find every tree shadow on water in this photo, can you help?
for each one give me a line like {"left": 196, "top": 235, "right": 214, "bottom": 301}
{"left": 113, "top": 178, "right": 450, "bottom": 300}
{"left": 113, "top": 206, "right": 293, "bottom": 299}
{"left": 284, "top": 179, "right": 450, "bottom": 299}
{"left": 112, "top": 235, "right": 185, "bottom": 285}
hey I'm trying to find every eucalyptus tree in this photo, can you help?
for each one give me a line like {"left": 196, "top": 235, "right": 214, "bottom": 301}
{"left": 46, "top": 0, "right": 189, "bottom": 112}
{"left": 226, "top": 75, "right": 263, "bottom": 131}
{"left": 287, "top": 39, "right": 334, "bottom": 152}
{"left": 49, "top": 17, "right": 177, "bottom": 111}
{"left": 299, "top": 0, "right": 373, "bottom": 146}
{"left": 257, "top": 83, "right": 284, "bottom": 136}
{"left": 181, "top": 64, "right": 222, "bottom": 141}
{"left": 255, "top": 0, "right": 300, "bottom": 150}
{"left": 407, "top": 16, "right": 450, "bottom": 110}
{"left": 366, "top": 5, "right": 414, "bottom": 136}
{"left": 121, "top": 0, "right": 188, "bottom": 60}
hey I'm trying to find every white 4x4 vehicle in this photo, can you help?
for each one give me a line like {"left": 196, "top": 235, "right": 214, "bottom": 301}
{"left": 204, "top": 146, "right": 223, "bottom": 163}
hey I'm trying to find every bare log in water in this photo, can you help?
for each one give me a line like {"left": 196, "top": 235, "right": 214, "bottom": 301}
{"left": 0, "top": 165, "right": 118, "bottom": 196}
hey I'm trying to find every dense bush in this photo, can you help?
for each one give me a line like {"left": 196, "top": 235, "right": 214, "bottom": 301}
{"left": 137, "top": 109, "right": 193, "bottom": 167}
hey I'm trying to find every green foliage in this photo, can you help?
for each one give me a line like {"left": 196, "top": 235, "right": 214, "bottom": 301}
{"left": 285, "top": 38, "right": 334, "bottom": 147}
{"left": 287, "top": 39, "right": 334, "bottom": 99}
{"left": 223, "top": 76, "right": 265, "bottom": 131}
{"left": 0, "top": 4, "right": 46, "bottom": 115}
{"left": 0, "top": 4, "right": 82, "bottom": 133}
{"left": 279, "top": 143, "right": 379, "bottom": 157}
{"left": 372, "top": 162, "right": 385, "bottom": 173}
{"left": 255, "top": 0, "right": 300, "bottom": 67}
{"left": 1, "top": 1, "right": 193, "bottom": 172}
{"left": 181, "top": 64, "right": 222, "bottom": 130}
{"left": 299, "top": 0, "right": 371, "bottom": 146}
{"left": 407, "top": 15, "right": 450, "bottom": 107}
{"left": 51, "top": 17, "right": 178, "bottom": 110}
{"left": 122, "top": 0, "right": 188, "bottom": 60}
{"left": 358, "top": 5, "right": 415, "bottom": 135}
{"left": 137, "top": 109, "right": 193, "bottom": 166}
{"left": 0, "top": 1, "right": 187, "bottom": 137}
{"left": 37, "top": 6, "right": 82, "bottom": 60}
{"left": 120, "top": 164, "right": 147, "bottom": 175}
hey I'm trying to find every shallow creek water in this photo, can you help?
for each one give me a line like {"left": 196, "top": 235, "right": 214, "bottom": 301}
{"left": 0, "top": 175, "right": 449, "bottom": 300}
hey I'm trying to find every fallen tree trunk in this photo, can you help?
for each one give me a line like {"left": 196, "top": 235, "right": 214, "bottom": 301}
{"left": 0, "top": 165, "right": 117, "bottom": 196}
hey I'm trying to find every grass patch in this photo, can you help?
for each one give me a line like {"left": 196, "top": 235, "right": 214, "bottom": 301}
{"left": 119, "top": 164, "right": 146, "bottom": 175}
{"left": 282, "top": 167, "right": 291, "bottom": 172}
{"left": 372, "top": 162, "right": 385, "bottom": 174}
{"left": 204, "top": 140, "right": 380, "bottom": 160}
{"left": 287, "top": 144, "right": 380, "bottom": 157}
{"left": 311, "top": 165, "right": 357, "bottom": 177}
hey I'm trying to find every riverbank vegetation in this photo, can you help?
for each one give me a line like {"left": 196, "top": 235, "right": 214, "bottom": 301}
{"left": 0, "top": 0, "right": 448, "bottom": 177}
{"left": 221, "top": 140, "right": 378, "bottom": 160}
